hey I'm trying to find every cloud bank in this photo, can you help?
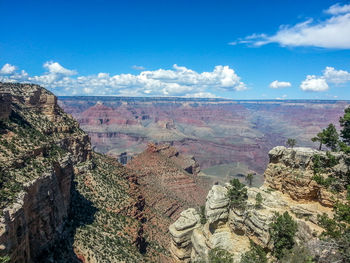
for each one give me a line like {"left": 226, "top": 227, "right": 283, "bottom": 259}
{"left": 0, "top": 62, "right": 246, "bottom": 97}
{"left": 232, "top": 3, "right": 350, "bottom": 49}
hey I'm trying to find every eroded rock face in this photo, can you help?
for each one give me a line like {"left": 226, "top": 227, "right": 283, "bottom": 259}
{"left": 0, "top": 83, "right": 91, "bottom": 262}
{"left": 169, "top": 208, "right": 201, "bottom": 262}
{"left": 0, "top": 157, "right": 74, "bottom": 262}
{"left": 265, "top": 146, "right": 349, "bottom": 206}
{"left": 170, "top": 146, "right": 339, "bottom": 262}
{"left": 205, "top": 185, "right": 229, "bottom": 223}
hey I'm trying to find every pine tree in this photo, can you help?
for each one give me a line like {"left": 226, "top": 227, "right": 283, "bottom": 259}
{"left": 340, "top": 106, "right": 350, "bottom": 145}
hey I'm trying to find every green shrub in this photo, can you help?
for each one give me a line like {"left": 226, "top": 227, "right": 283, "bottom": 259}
{"left": 269, "top": 211, "right": 298, "bottom": 259}
{"left": 199, "top": 205, "right": 207, "bottom": 225}
{"left": 255, "top": 193, "right": 263, "bottom": 209}
{"left": 280, "top": 245, "right": 315, "bottom": 263}
{"left": 208, "top": 248, "right": 233, "bottom": 263}
{"left": 227, "top": 179, "right": 248, "bottom": 210}
{"left": 240, "top": 240, "right": 267, "bottom": 263}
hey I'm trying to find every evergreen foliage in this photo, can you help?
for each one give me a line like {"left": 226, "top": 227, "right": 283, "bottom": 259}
{"left": 227, "top": 179, "right": 248, "bottom": 210}
{"left": 255, "top": 193, "right": 263, "bottom": 209}
{"left": 240, "top": 241, "right": 267, "bottom": 263}
{"left": 208, "top": 248, "right": 233, "bottom": 263}
{"left": 311, "top": 123, "right": 339, "bottom": 151}
{"left": 269, "top": 211, "right": 298, "bottom": 259}
{"left": 340, "top": 106, "right": 350, "bottom": 145}
{"left": 286, "top": 138, "right": 296, "bottom": 148}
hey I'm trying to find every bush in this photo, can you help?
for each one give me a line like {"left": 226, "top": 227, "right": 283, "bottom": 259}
{"left": 199, "top": 205, "right": 207, "bottom": 225}
{"left": 280, "top": 245, "right": 315, "bottom": 263}
{"left": 269, "top": 211, "right": 298, "bottom": 259}
{"left": 227, "top": 179, "right": 248, "bottom": 210}
{"left": 208, "top": 248, "right": 233, "bottom": 263}
{"left": 255, "top": 193, "right": 263, "bottom": 209}
{"left": 240, "top": 240, "right": 267, "bottom": 263}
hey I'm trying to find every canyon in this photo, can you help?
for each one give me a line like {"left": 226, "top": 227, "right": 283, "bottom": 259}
{"left": 1, "top": 83, "right": 349, "bottom": 263}
{"left": 59, "top": 97, "right": 349, "bottom": 185}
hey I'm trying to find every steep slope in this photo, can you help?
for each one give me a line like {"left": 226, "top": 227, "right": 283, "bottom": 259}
{"left": 0, "top": 83, "right": 171, "bottom": 262}
{"left": 127, "top": 143, "right": 210, "bottom": 255}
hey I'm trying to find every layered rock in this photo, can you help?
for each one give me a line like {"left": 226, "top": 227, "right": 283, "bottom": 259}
{"left": 265, "top": 146, "right": 349, "bottom": 206}
{"left": 127, "top": 143, "right": 210, "bottom": 258}
{"left": 59, "top": 96, "right": 349, "bottom": 179}
{"left": 0, "top": 83, "right": 173, "bottom": 262}
{"left": 0, "top": 83, "right": 92, "bottom": 262}
{"left": 169, "top": 146, "right": 341, "bottom": 262}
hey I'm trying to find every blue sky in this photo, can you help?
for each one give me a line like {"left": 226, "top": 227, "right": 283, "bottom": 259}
{"left": 1, "top": 0, "right": 350, "bottom": 99}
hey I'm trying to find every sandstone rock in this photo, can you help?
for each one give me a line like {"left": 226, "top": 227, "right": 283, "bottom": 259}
{"left": 205, "top": 185, "right": 229, "bottom": 223}
{"left": 169, "top": 208, "right": 201, "bottom": 261}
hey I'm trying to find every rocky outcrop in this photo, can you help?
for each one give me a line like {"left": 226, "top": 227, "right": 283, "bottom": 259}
{"left": 0, "top": 157, "right": 74, "bottom": 262}
{"left": 169, "top": 208, "right": 201, "bottom": 261}
{"left": 265, "top": 146, "right": 349, "bottom": 206}
{"left": 169, "top": 146, "right": 340, "bottom": 262}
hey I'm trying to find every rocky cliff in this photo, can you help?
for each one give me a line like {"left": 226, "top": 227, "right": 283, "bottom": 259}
{"left": 169, "top": 146, "right": 349, "bottom": 262}
{"left": 0, "top": 83, "right": 173, "bottom": 262}
{"left": 0, "top": 83, "right": 91, "bottom": 262}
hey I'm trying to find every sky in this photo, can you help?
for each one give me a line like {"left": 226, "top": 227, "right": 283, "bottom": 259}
{"left": 1, "top": 0, "right": 350, "bottom": 99}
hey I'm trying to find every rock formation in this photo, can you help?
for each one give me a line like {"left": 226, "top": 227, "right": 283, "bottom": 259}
{"left": 169, "top": 146, "right": 347, "bottom": 262}
{"left": 126, "top": 143, "right": 210, "bottom": 256}
{"left": 0, "top": 83, "right": 173, "bottom": 262}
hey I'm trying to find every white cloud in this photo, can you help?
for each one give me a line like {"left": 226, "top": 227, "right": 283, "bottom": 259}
{"left": 0, "top": 62, "right": 246, "bottom": 97}
{"left": 43, "top": 61, "right": 77, "bottom": 75}
{"left": 325, "top": 3, "right": 350, "bottom": 15}
{"left": 300, "top": 66, "right": 350, "bottom": 92}
{"left": 300, "top": 75, "right": 329, "bottom": 92}
{"left": 132, "top": 65, "right": 145, "bottom": 70}
{"left": 323, "top": 66, "right": 350, "bottom": 84}
{"left": 234, "top": 3, "right": 350, "bottom": 49}
{"left": 0, "top": 63, "right": 17, "bottom": 75}
{"left": 269, "top": 80, "right": 291, "bottom": 89}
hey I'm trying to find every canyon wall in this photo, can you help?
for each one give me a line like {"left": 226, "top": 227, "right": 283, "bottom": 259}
{"left": 0, "top": 83, "right": 92, "bottom": 262}
{"left": 59, "top": 97, "right": 349, "bottom": 183}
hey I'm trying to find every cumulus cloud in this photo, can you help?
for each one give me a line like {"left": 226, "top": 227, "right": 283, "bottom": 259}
{"left": 43, "top": 61, "right": 77, "bottom": 75}
{"left": 323, "top": 66, "right": 350, "bottom": 84}
{"left": 233, "top": 3, "right": 350, "bottom": 49}
{"left": 0, "top": 63, "right": 17, "bottom": 75}
{"left": 299, "top": 66, "right": 350, "bottom": 92}
{"left": 300, "top": 75, "right": 329, "bottom": 92}
{"left": 269, "top": 80, "right": 291, "bottom": 89}
{"left": 0, "top": 62, "right": 246, "bottom": 97}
